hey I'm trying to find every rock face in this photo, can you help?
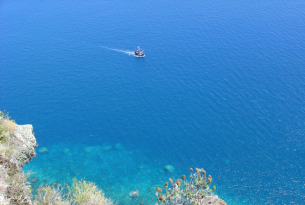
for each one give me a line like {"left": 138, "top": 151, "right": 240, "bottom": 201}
{"left": 198, "top": 195, "right": 227, "bottom": 205}
{"left": 13, "top": 125, "right": 38, "bottom": 166}
{"left": 0, "top": 124, "right": 38, "bottom": 205}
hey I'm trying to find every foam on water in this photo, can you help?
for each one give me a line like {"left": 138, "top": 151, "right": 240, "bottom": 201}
{"left": 100, "top": 46, "right": 135, "bottom": 56}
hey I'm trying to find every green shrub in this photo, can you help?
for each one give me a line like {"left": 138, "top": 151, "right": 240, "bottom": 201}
{"left": 0, "top": 111, "right": 16, "bottom": 144}
{"left": 6, "top": 171, "right": 33, "bottom": 205}
{"left": 155, "top": 168, "right": 216, "bottom": 205}
{"left": 67, "top": 178, "right": 114, "bottom": 205}
{"left": 34, "top": 184, "right": 71, "bottom": 205}
{"left": 34, "top": 179, "right": 114, "bottom": 205}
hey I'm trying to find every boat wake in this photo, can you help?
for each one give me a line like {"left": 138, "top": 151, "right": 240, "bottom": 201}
{"left": 100, "top": 46, "right": 134, "bottom": 56}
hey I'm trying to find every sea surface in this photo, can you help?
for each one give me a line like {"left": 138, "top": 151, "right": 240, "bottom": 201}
{"left": 1, "top": 0, "right": 305, "bottom": 204}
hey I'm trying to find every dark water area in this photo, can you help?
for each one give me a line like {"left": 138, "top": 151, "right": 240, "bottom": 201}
{"left": 1, "top": 0, "right": 305, "bottom": 204}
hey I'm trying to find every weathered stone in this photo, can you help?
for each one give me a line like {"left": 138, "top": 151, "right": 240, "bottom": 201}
{"left": 197, "top": 195, "right": 227, "bottom": 205}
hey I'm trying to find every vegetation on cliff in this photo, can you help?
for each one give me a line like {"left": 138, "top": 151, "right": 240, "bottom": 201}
{"left": 0, "top": 111, "right": 114, "bottom": 205}
{"left": 1, "top": 112, "right": 225, "bottom": 205}
{"left": 155, "top": 168, "right": 226, "bottom": 205}
{"left": 0, "top": 111, "right": 33, "bottom": 204}
{"left": 0, "top": 111, "right": 16, "bottom": 150}
{"left": 33, "top": 178, "right": 114, "bottom": 205}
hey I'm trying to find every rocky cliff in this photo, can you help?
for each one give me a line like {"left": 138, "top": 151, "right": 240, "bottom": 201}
{"left": 0, "top": 124, "right": 37, "bottom": 205}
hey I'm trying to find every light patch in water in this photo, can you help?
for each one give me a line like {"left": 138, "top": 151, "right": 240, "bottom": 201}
{"left": 100, "top": 46, "right": 134, "bottom": 56}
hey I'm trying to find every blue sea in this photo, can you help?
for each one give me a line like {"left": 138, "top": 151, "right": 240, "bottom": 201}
{"left": 1, "top": 0, "right": 305, "bottom": 204}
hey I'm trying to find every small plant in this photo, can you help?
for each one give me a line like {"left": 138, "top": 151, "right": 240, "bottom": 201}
{"left": 67, "top": 178, "right": 114, "bottom": 205}
{"left": 1, "top": 149, "right": 13, "bottom": 158}
{"left": 6, "top": 171, "right": 33, "bottom": 205}
{"left": 0, "top": 111, "right": 16, "bottom": 144}
{"left": 155, "top": 168, "right": 216, "bottom": 205}
{"left": 34, "top": 178, "right": 115, "bottom": 205}
{"left": 34, "top": 184, "right": 71, "bottom": 205}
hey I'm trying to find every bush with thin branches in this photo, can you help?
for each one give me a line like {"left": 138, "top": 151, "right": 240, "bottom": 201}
{"left": 155, "top": 168, "right": 217, "bottom": 205}
{"left": 34, "top": 178, "right": 114, "bottom": 205}
{"left": 0, "top": 111, "right": 16, "bottom": 145}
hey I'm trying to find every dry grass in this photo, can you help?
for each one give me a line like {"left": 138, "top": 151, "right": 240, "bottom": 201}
{"left": 34, "top": 179, "right": 115, "bottom": 205}
{"left": 34, "top": 185, "right": 72, "bottom": 205}
{"left": 67, "top": 178, "right": 114, "bottom": 205}
{"left": 1, "top": 119, "right": 16, "bottom": 134}
{"left": 0, "top": 111, "right": 16, "bottom": 145}
{"left": 5, "top": 171, "right": 32, "bottom": 205}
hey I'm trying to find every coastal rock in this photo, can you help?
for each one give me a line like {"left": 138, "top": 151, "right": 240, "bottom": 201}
{"left": 198, "top": 195, "right": 227, "bottom": 205}
{"left": 164, "top": 165, "right": 175, "bottom": 173}
{"left": 0, "top": 124, "right": 37, "bottom": 205}
{"left": 11, "top": 125, "right": 38, "bottom": 167}
{"left": 0, "top": 165, "right": 9, "bottom": 204}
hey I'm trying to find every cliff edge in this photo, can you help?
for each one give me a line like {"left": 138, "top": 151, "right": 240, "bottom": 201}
{"left": 0, "top": 124, "right": 37, "bottom": 205}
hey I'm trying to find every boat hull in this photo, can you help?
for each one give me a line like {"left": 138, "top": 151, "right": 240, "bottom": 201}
{"left": 134, "top": 54, "right": 145, "bottom": 57}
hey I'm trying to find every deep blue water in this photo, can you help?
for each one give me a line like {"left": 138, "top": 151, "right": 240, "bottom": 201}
{"left": 1, "top": 0, "right": 305, "bottom": 204}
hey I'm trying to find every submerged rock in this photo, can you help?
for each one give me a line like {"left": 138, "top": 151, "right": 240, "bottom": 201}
{"left": 128, "top": 190, "right": 139, "bottom": 198}
{"left": 102, "top": 145, "right": 112, "bottom": 151}
{"left": 63, "top": 148, "right": 70, "bottom": 154}
{"left": 31, "top": 177, "right": 38, "bottom": 183}
{"left": 138, "top": 164, "right": 145, "bottom": 169}
{"left": 164, "top": 165, "right": 175, "bottom": 173}
{"left": 39, "top": 147, "right": 48, "bottom": 153}
{"left": 84, "top": 147, "right": 93, "bottom": 153}
{"left": 115, "top": 143, "right": 123, "bottom": 150}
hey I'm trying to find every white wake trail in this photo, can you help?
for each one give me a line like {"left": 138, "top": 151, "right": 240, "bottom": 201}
{"left": 100, "top": 46, "right": 134, "bottom": 56}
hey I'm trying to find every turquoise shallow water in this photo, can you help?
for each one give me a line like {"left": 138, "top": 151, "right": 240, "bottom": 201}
{"left": 1, "top": 0, "right": 305, "bottom": 204}
{"left": 25, "top": 144, "right": 170, "bottom": 205}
